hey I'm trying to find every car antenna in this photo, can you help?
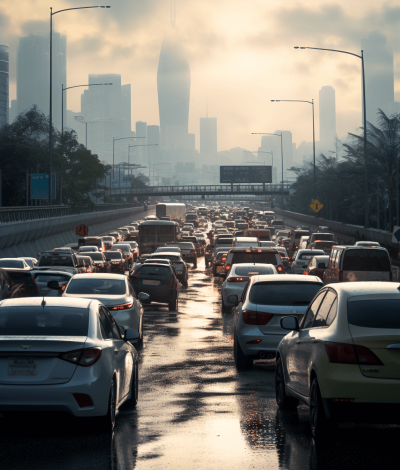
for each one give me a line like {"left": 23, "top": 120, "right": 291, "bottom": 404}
{"left": 41, "top": 297, "right": 46, "bottom": 308}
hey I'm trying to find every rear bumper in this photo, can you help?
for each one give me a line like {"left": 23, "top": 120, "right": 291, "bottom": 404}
{"left": 237, "top": 325, "right": 285, "bottom": 356}
{"left": 134, "top": 286, "right": 177, "bottom": 304}
{"left": 323, "top": 401, "right": 400, "bottom": 424}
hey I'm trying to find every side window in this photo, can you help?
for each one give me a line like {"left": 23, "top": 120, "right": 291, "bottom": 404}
{"left": 102, "top": 307, "right": 121, "bottom": 339}
{"left": 301, "top": 291, "right": 326, "bottom": 329}
{"left": 99, "top": 307, "right": 114, "bottom": 339}
{"left": 313, "top": 290, "right": 337, "bottom": 328}
{"left": 326, "top": 297, "right": 338, "bottom": 326}
{"left": 241, "top": 280, "right": 251, "bottom": 303}
{"left": 129, "top": 282, "right": 136, "bottom": 298}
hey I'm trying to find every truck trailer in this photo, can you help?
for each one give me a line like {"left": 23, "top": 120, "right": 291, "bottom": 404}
{"left": 156, "top": 203, "right": 186, "bottom": 225}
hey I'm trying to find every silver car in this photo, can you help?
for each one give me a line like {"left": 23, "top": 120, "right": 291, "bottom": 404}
{"left": 62, "top": 274, "right": 148, "bottom": 344}
{"left": 291, "top": 250, "right": 325, "bottom": 274}
{"left": 231, "top": 274, "right": 323, "bottom": 369}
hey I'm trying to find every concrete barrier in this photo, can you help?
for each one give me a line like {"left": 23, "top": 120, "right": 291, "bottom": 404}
{"left": 0, "top": 206, "right": 155, "bottom": 258}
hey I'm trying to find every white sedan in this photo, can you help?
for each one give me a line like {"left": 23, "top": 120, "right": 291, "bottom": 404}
{"left": 0, "top": 297, "right": 139, "bottom": 431}
{"left": 61, "top": 274, "right": 149, "bottom": 344}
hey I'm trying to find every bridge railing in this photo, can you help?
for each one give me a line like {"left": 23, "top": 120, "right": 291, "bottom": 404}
{"left": 0, "top": 203, "right": 144, "bottom": 224}
{"left": 110, "top": 184, "right": 290, "bottom": 195}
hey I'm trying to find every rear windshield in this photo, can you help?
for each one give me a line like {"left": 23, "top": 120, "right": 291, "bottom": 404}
{"left": 314, "top": 234, "right": 334, "bottom": 241}
{"left": 0, "top": 307, "right": 88, "bottom": 336}
{"left": 39, "top": 255, "right": 74, "bottom": 267}
{"left": 216, "top": 240, "right": 233, "bottom": 246}
{"left": 348, "top": 299, "right": 400, "bottom": 329}
{"left": 342, "top": 249, "right": 390, "bottom": 272}
{"left": 114, "top": 245, "right": 130, "bottom": 252}
{"left": 86, "top": 253, "right": 104, "bottom": 261}
{"left": 250, "top": 282, "right": 322, "bottom": 306}
{"left": 138, "top": 266, "right": 170, "bottom": 276}
{"left": 104, "top": 252, "right": 122, "bottom": 260}
{"left": 294, "top": 231, "right": 309, "bottom": 239}
{"left": 151, "top": 255, "right": 181, "bottom": 261}
{"left": 231, "top": 252, "right": 278, "bottom": 265}
{"left": 315, "top": 241, "right": 335, "bottom": 248}
{"left": 235, "top": 266, "right": 275, "bottom": 276}
{"left": 66, "top": 278, "right": 126, "bottom": 295}
{"left": 7, "top": 273, "right": 37, "bottom": 296}
{"left": 34, "top": 273, "right": 71, "bottom": 283}
{"left": 235, "top": 242, "right": 259, "bottom": 247}
{"left": 299, "top": 252, "right": 323, "bottom": 260}
{"left": 0, "top": 260, "right": 24, "bottom": 269}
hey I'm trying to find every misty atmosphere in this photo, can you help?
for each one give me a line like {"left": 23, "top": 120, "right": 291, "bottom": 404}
{"left": 1, "top": 1, "right": 400, "bottom": 469}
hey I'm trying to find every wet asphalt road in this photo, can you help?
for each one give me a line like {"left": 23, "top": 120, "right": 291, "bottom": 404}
{"left": 1, "top": 257, "right": 400, "bottom": 469}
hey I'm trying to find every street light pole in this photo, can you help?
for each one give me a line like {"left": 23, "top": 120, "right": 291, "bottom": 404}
{"left": 295, "top": 45, "right": 368, "bottom": 227}
{"left": 271, "top": 99, "right": 315, "bottom": 199}
{"left": 49, "top": 5, "right": 111, "bottom": 206}
{"left": 113, "top": 136, "right": 145, "bottom": 180}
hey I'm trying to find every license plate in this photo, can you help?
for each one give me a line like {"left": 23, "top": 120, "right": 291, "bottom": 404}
{"left": 143, "top": 279, "right": 160, "bottom": 285}
{"left": 8, "top": 357, "right": 38, "bottom": 376}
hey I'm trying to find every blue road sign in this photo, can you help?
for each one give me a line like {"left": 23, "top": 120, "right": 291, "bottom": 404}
{"left": 30, "top": 174, "right": 56, "bottom": 199}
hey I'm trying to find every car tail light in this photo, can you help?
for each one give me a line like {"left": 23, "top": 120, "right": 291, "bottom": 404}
{"left": 226, "top": 265, "right": 231, "bottom": 271}
{"left": 109, "top": 302, "right": 133, "bottom": 310}
{"left": 222, "top": 257, "right": 226, "bottom": 261}
{"left": 242, "top": 310, "right": 273, "bottom": 326}
{"left": 303, "top": 271, "right": 308, "bottom": 275}
{"left": 112, "top": 261, "right": 120, "bottom": 264}
{"left": 73, "top": 393, "right": 93, "bottom": 408}
{"left": 246, "top": 339, "right": 262, "bottom": 344}
{"left": 60, "top": 347, "right": 102, "bottom": 367}
{"left": 227, "top": 277, "right": 249, "bottom": 282}
{"left": 325, "top": 342, "right": 383, "bottom": 365}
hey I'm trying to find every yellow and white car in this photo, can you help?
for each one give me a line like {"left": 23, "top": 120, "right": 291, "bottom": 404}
{"left": 276, "top": 282, "right": 400, "bottom": 438}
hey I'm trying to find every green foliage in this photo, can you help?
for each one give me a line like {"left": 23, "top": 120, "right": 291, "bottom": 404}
{"left": 0, "top": 106, "right": 107, "bottom": 207}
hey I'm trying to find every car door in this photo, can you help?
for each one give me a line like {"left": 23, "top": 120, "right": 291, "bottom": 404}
{"left": 100, "top": 307, "right": 129, "bottom": 404}
{"left": 285, "top": 290, "right": 327, "bottom": 395}
{"left": 129, "top": 282, "right": 143, "bottom": 335}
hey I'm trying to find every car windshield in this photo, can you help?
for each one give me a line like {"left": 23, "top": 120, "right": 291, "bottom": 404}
{"left": 0, "top": 260, "right": 25, "bottom": 268}
{"left": 342, "top": 249, "right": 390, "bottom": 271}
{"left": 22, "top": 259, "right": 35, "bottom": 268}
{"left": 39, "top": 255, "right": 74, "bottom": 267}
{"left": 0, "top": 307, "right": 89, "bottom": 336}
{"left": 250, "top": 282, "right": 322, "bottom": 306}
{"left": 348, "top": 299, "right": 400, "bottom": 329}
{"left": 66, "top": 278, "right": 126, "bottom": 295}
{"left": 86, "top": 253, "right": 104, "bottom": 261}
{"left": 234, "top": 266, "right": 275, "bottom": 276}
{"left": 104, "top": 252, "right": 122, "bottom": 260}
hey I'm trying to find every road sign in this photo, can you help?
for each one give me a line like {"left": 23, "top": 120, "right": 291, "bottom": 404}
{"left": 30, "top": 174, "right": 56, "bottom": 199}
{"left": 310, "top": 199, "right": 323, "bottom": 213}
{"left": 392, "top": 226, "right": 400, "bottom": 243}
{"left": 220, "top": 166, "right": 272, "bottom": 184}
{"left": 76, "top": 224, "right": 89, "bottom": 237}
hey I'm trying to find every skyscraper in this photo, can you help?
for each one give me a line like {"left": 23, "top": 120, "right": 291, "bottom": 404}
{"left": 16, "top": 33, "right": 66, "bottom": 130}
{"left": 200, "top": 117, "right": 217, "bottom": 155}
{"left": 0, "top": 44, "right": 9, "bottom": 128}
{"left": 319, "top": 86, "right": 336, "bottom": 150}
{"left": 157, "top": 30, "right": 191, "bottom": 159}
{"left": 147, "top": 125, "right": 160, "bottom": 171}
{"left": 135, "top": 121, "right": 147, "bottom": 166}
{"left": 361, "top": 32, "right": 395, "bottom": 124}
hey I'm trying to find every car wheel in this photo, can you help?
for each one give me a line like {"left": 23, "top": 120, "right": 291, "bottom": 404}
{"left": 97, "top": 378, "right": 116, "bottom": 432}
{"left": 310, "top": 377, "right": 333, "bottom": 439}
{"left": 169, "top": 297, "right": 177, "bottom": 311}
{"left": 234, "top": 333, "right": 253, "bottom": 369}
{"left": 221, "top": 299, "right": 228, "bottom": 313}
{"left": 275, "top": 357, "right": 299, "bottom": 409}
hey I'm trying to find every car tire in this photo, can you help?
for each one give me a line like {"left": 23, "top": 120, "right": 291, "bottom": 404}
{"left": 169, "top": 296, "right": 177, "bottom": 311}
{"left": 97, "top": 378, "right": 116, "bottom": 432}
{"left": 213, "top": 266, "right": 217, "bottom": 276}
{"left": 310, "top": 377, "right": 334, "bottom": 439}
{"left": 275, "top": 357, "right": 299, "bottom": 409}
{"left": 221, "top": 299, "right": 228, "bottom": 313}
{"left": 234, "top": 333, "right": 253, "bottom": 369}
{"left": 127, "top": 364, "right": 139, "bottom": 408}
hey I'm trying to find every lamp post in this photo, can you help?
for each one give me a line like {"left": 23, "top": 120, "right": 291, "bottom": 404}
{"left": 49, "top": 5, "right": 111, "bottom": 206}
{"left": 271, "top": 99, "right": 315, "bottom": 199}
{"left": 113, "top": 136, "right": 144, "bottom": 179}
{"left": 294, "top": 45, "right": 368, "bottom": 227}
{"left": 252, "top": 132, "right": 284, "bottom": 206}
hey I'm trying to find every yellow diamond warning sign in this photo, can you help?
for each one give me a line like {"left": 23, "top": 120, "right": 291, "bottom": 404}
{"left": 310, "top": 199, "right": 323, "bottom": 213}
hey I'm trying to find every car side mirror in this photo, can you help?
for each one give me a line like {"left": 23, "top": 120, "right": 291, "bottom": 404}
{"left": 47, "top": 280, "right": 61, "bottom": 290}
{"left": 227, "top": 294, "right": 239, "bottom": 306}
{"left": 125, "top": 328, "right": 140, "bottom": 341}
{"left": 280, "top": 316, "right": 299, "bottom": 331}
{"left": 138, "top": 292, "right": 150, "bottom": 301}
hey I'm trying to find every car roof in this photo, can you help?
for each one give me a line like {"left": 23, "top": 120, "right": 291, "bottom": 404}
{"left": 251, "top": 274, "right": 322, "bottom": 284}
{"left": 326, "top": 282, "right": 400, "bottom": 298}
{"left": 297, "top": 249, "right": 325, "bottom": 254}
{"left": 72, "top": 273, "right": 126, "bottom": 279}
{"left": 140, "top": 220, "right": 178, "bottom": 226}
{"left": 0, "top": 297, "right": 94, "bottom": 308}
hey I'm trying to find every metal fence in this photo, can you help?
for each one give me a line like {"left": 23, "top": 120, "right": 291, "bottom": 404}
{"left": 0, "top": 203, "right": 144, "bottom": 224}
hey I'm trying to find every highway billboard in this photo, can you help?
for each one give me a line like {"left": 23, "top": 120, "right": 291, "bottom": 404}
{"left": 220, "top": 166, "right": 272, "bottom": 184}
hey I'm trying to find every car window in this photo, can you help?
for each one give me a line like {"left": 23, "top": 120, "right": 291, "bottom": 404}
{"left": 302, "top": 291, "right": 326, "bottom": 329}
{"left": 342, "top": 249, "right": 390, "bottom": 272}
{"left": 99, "top": 307, "right": 114, "bottom": 339}
{"left": 326, "top": 297, "right": 338, "bottom": 326}
{"left": 347, "top": 299, "right": 400, "bottom": 328}
{"left": 66, "top": 279, "right": 126, "bottom": 295}
{"left": 102, "top": 307, "right": 121, "bottom": 339}
{"left": 250, "top": 282, "right": 322, "bottom": 306}
{"left": 241, "top": 280, "right": 251, "bottom": 303}
{"left": 313, "top": 290, "right": 337, "bottom": 328}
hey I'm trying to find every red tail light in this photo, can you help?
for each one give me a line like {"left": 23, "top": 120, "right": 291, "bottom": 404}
{"left": 227, "top": 277, "right": 249, "bottom": 282}
{"left": 60, "top": 348, "right": 102, "bottom": 367}
{"left": 226, "top": 265, "right": 231, "bottom": 270}
{"left": 277, "top": 265, "right": 283, "bottom": 272}
{"left": 325, "top": 342, "right": 382, "bottom": 365}
{"left": 222, "top": 257, "right": 227, "bottom": 261}
{"left": 109, "top": 302, "right": 133, "bottom": 310}
{"left": 242, "top": 310, "right": 273, "bottom": 326}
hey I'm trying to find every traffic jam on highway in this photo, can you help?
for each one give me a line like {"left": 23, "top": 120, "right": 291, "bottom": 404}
{"left": 0, "top": 202, "right": 399, "bottom": 456}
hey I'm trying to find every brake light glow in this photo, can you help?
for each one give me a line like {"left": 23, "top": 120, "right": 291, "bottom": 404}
{"left": 227, "top": 277, "right": 249, "bottom": 282}
{"left": 246, "top": 339, "right": 262, "bottom": 344}
{"left": 226, "top": 265, "right": 231, "bottom": 270}
{"left": 242, "top": 310, "right": 273, "bottom": 326}
{"left": 277, "top": 265, "right": 283, "bottom": 272}
{"left": 109, "top": 302, "right": 133, "bottom": 311}
{"left": 60, "top": 348, "right": 102, "bottom": 367}
{"left": 325, "top": 342, "right": 383, "bottom": 365}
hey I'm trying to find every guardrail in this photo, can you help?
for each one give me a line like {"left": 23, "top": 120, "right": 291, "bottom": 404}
{"left": 0, "top": 203, "right": 144, "bottom": 224}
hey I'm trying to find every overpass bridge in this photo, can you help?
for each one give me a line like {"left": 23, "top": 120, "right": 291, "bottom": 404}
{"left": 109, "top": 183, "right": 290, "bottom": 199}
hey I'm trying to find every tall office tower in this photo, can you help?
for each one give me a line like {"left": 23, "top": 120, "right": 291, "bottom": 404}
{"left": 157, "top": 30, "right": 191, "bottom": 162}
{"left": 16, "top": 34, "right": 66, "bottom": 130}
{"left": 135, "top": 121, "right": 147, "bottom": 166}
{"left": 361, "top": 32, "right": 395, "bottom": 124}
{"left": 147, "top": 125, "right": 160, "bottom": 174}
{"left": 319, "top": 86, "right": 336, "bottom": 150}
{"left": 200, "top": 117, "right": 217, "bottom": 155}
{"left": 0, "top": 44, "right": 9, "bottom": 128}
{"left": 81, "top": 74, "right": 132, "bottom": 165}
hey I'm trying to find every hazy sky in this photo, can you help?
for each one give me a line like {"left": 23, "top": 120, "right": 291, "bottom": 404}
{"left": 1, "top": 0, "right": 399, "bottom": 151}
